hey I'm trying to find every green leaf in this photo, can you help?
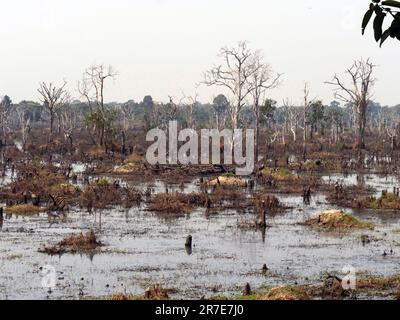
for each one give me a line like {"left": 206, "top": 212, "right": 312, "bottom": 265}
{"left": 362, "top": 9, "right": 374, "bottom": 35}
{"left": 373, "top": 12, "right": 386, "bottom": 41}
{"left": 380, "top": 28, "right": 391, "bottom": 46}
{"left": 382, "top": 0, "right": 400, "bottom": 9}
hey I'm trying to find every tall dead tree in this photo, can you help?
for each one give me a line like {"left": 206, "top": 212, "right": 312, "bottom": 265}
{"left": 78, "top": 64, "right": 117, "bottom": 148}
{"left": 203, "top": 41, "right": 260, "bottom": 130}
{"left": 37, "top": 81, "right": 68, "bottom": 142}
{"left": 120, "top": 102, "right": 135, "bottom": 155}
{"left": 327, "top": 59, "right": 375, "bottom": 150}
{"left": 247, "top": 52, "right": 281, "bottom": 161}
{"left": 181, "top": 90, "right": 199, "bottom": 129}
{"left": 0, "top": 95, "right": 11, "bottom": 148}
{"left": 15, "top": 103, "right": 31, "bottom": 151}
{"left": 59, "top": 97, "right": 79, "bottom": 152}
{"left": 301, "top": 83, "right": 316, "bottom": 160}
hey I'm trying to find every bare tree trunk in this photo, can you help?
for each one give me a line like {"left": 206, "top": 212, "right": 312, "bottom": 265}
{"left": 358, "top": 106, "right": 366, "bottom": 149}
{"left": 49, "top": 112, "right": 54, "bottom": 143}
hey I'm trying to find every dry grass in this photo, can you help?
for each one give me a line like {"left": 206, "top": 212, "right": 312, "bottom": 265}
{"left": 5, "top": 204, "right": 44, "bottom": 215}
{"left": 254, "top": 193, "right": 282, "bottom": 213}
{"left": 126, "top": 153, "right": 144, "bottom": 163}
{"left": 261, "top": 286, "right": 310, "bottom": 300}
{"left": 147, "top": 192, "right": 197, "bottom": 214}
{"left": 144, "top": 284, "right": 169, "bottom": 300}
{"left": 356, "top": 274, "right": 400, "bottom": 290}
{"left": 79, "top": 183, "right": 142, "bottom": 210}
{"left": 368, "top": 192, "right": 400, "bottom": 210}
{"left": 110, "top": 293, "right": 142, "bottom": 300}
{"left": 39, "top": 230, "right": 103, "bottom": 255}
{"left": 87, "top": 145, "right": 107, "bottom": 156}
{"left": 59, "top": 229, "right": 101, "bottom": 248}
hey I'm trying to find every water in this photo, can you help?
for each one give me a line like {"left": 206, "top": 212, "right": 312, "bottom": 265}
{"left": 0, "top": 176, "right": 400, "bottom": 299}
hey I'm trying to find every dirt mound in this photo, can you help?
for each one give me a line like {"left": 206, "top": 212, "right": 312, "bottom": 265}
{"left": 208, "top": 175, "right": 246, "bottom": 187}
{"left": 113, "top": 162, "right": 140, "bottom": 173}
{"left": 261, "top": 286, "right": 310, "bottom": 300}
{"left": 304, "top": 210, "right": 373, "bottom": 231}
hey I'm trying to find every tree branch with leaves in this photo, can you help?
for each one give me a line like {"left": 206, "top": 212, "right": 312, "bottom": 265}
{"left": 362, "top": 0, "right": 400, "bottom": 46}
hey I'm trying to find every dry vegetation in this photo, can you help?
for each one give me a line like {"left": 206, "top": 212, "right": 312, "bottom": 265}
{"left": 39, "top": 230, "right": 103, "bottom": 255}
{"left": 304, "top": 210, "right": 373, "bottom": 231}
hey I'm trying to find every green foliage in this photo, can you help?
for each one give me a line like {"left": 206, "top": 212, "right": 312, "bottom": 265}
{"left": 97, "top": 177, "right": 109, "bottom": 187}
{"left": 84, "top": 108, "right": 118, "bottom": 140}
{"left": 222, "top": 172, "right": 237, "bottom": 178}
{"left": 260, "top": 99, "right": 277, "bottom": 126}
{"left": 363, "top": 1, "right": 400, "bottom": 46}
{"left": 308, "top": 100, "right": 324, "bottom": 128}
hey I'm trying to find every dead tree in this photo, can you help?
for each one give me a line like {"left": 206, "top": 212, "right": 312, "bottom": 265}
{"left": 247, "top": 52, "right": 282, "bottom": 161}
{"left": 0, "top": 95, "right": 11, "bottom": 147}
{"left": 15, "top": 103, "right": 31, "bottom": 151}
{"left": 327, "top": 59, "right": 375, "bottom": 150}
{"left": 120, "top": 102, "right": 135, "bottom": 155}
{"left": 59, "top": 97, "right": 79, "bottom": 152}
{"left": 78, "top": 64, "right": 118, "bottom": 148}
{"left": 37, "top": 81, "right": 68, "bottom": 142}
{"left": 301, "top": 83, "right": 316, "bottom": 160}
{"left": 203, "top": 41, "right": 260, "bottom": 130}
{"left": 283, "top": 99, "right": 300, "bottom": 143}
{"left": 181, "top": 90, "right": 199, "bottom": 129}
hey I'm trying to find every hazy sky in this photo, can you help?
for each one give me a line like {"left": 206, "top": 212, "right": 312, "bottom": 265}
{"left": 0, "top": 0, "right": 399, "bottom": 106}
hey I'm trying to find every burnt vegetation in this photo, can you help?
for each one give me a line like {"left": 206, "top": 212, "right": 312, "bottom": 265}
{"left": 1, "top": 45, "right": 400, "bottom": 300}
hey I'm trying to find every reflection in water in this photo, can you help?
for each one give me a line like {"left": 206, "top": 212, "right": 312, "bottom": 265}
{"left": 356, "top": 174, "right": 365, "bottom": 186}
{"left": 185, "top": 246, "right": 193, "bottom": 255}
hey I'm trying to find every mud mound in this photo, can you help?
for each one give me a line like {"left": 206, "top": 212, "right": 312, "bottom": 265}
{"left": 304, "top": 210, "right": 373, "bottom": 231}
{"left": 261, "top": 286, "right": 310, "bottom": 300}
{"left": 113, "top": 162, "right": 140, "bottom": 174}
{"left": 208, "top": 174, "right": 246, "bottom": 187}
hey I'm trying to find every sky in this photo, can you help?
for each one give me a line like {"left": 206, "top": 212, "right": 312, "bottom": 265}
{"left": 0, "top": 0, "right": 399, "bottom": 106}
